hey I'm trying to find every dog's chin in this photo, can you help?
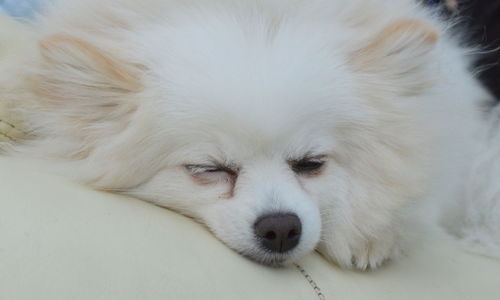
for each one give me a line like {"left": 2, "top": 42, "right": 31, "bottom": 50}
{"left": 246, "top": 253, "right": 290, "bottom": 268}
{"left": 238, "top": 249, "right": 298, "bottom": 268}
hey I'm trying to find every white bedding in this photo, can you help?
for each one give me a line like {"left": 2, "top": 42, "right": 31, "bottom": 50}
{"left": 1, "top": 157, "right": 499, "bottom": 300}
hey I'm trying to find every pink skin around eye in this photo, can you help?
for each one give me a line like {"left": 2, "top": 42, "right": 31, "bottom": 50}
{"left": 185, "top": 165, "right": 237, "bottom": 185}
{"left": 192, "top": 169, "right": 233, "bottom": 185}
{"left": 185, "top": 165, "right": 238, "bottom": 198}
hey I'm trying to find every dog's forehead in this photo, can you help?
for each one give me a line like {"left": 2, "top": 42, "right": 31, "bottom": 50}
{"left": 153, "top": 61, "right": 352, "bottom": 150}
{"left": 127, "top": 7, "right": 371, "bottom": 158}
{"left": 137, "top": 17, "right": 361, "bottom": 140}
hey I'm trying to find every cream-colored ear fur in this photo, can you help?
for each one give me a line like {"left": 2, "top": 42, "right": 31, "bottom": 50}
{"left": 35, "top": 35, "right": 143, "bottom": 122}
{"left": 352, "top": 19, "right": 439, "bottom": 96}
{"left": 7, "top": 35, "right": 149, "bottom": 174}
{"left": 3, "top": 35, "right": 155, "bottom": 188}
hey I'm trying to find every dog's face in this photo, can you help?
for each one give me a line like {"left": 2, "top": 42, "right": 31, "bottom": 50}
{"left": 25, "top": 6, "right": 439, "bottom": 267}
{"left": 111, "top": 23, "right": 359, "bottom": 264}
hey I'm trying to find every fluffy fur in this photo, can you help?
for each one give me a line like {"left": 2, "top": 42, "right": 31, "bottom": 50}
{"left": 1, "top": 0, "right": 498, "bottom": 269}
{"left": 441, "top": 104, "right": 500, "bottom": 257}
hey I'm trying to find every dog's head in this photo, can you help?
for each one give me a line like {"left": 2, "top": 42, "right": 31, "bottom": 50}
{"left": 20, "top": 6, "right": 439, "bottom": 266}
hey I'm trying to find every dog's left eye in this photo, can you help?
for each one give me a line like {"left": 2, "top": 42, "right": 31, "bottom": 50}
{"left": 290, "top": 158, "right": 326, "bottom": 175}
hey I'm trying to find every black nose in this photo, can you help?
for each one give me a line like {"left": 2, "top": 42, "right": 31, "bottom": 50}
{"left": 254, "top": 213, "right": 302, "bottom": 253}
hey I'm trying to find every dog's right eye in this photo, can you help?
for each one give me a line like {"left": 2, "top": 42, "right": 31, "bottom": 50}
{"left": 185, "top": 165, "right": 222, "bottom": 174}
{"left": 185, "top": 164, "right": 238, "bottom": 184}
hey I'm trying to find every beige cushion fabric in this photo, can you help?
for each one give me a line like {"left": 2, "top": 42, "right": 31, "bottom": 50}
{"left": 1, "top": 14, "right": 499, "bottom": 300}
{"left": 1, "top": 157, "right": 500, "bottom": 300}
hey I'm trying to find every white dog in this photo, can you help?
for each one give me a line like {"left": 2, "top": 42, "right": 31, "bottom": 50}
{"left": 1, "top": 0, "right": 498, "bottom": 269}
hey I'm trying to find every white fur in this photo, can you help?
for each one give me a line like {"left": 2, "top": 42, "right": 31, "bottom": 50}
{"left": 441, "top": 105, "right": 500, "bottom": 257}
{"left": 1, "top": 0, "right": 498, "bottom": 269}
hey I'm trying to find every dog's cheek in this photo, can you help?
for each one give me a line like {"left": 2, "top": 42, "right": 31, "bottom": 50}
{"left": 316, "top": 167, "right": 414, "bottom": 269}
{"left": 127, "top": 168, "right": 233, "bottom": 217}
{"left": 195, "top": 199, "right": 261, "bottom": 257}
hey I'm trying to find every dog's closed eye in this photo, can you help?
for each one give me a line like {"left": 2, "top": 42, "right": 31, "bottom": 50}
{"left": 185, "top": 164, "right": 238, "bottom": 185}
{"left": 289, "top": 156, "right": 326, "bottom": 176}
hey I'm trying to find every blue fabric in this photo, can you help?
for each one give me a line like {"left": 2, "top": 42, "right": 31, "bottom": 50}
{"left": 0, "top": 0, "right": 42, "bottom": 18}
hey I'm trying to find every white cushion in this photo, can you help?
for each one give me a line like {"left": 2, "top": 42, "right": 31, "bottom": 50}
{"left": 1, "top": 157, "right": 499, "bottom": 300}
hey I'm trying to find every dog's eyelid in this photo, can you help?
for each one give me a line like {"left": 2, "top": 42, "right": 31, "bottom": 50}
{"left": 184, "top": 163, "right": 238, "bottom": 175}
{"left": 289, "top": 154, "right": 328, "bottom": 163}
{"left": 288, "top": 154, "right": 327, "bottom": 175}
{"left": 185, "top": 164, "right": 211, "bottom": 174}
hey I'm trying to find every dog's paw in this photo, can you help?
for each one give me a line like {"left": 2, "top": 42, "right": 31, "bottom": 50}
{"left": 317, "top": 230, "right": 402, "bottom": 270}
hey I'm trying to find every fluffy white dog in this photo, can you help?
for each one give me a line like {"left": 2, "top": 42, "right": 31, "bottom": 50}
{"left": 1, "top": 0, "right": 498, "bottom": 269}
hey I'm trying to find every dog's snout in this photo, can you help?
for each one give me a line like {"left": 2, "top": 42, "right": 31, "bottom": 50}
{"left": 254, "top": 213, "right": 301, "bottom": 253}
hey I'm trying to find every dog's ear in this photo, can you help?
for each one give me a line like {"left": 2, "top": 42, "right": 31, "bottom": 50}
{"left": 35, "top": 35, "right": 143, "bottom": 122}
{"left": 29, "top": 36, "right": 149, "bottom": 187}
{"left": 351, "top": 19, "right": 439, "bottom": 96}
